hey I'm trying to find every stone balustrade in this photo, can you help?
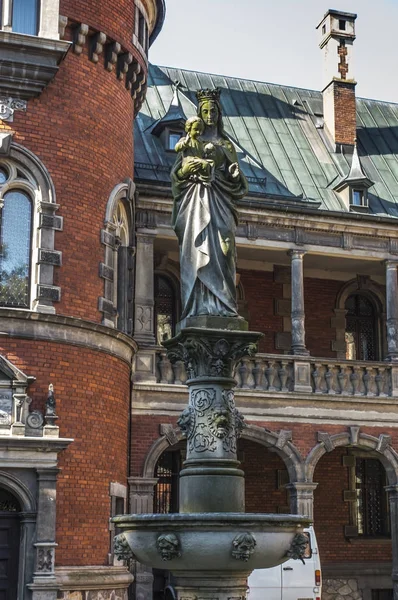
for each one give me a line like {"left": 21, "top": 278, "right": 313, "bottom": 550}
{"left": 155, "top": 350, "right": 398, "bottom": 397}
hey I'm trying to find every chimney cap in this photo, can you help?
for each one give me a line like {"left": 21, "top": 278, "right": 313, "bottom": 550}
{"left": 316, "top": 8, "right": 357, "bottom": 30}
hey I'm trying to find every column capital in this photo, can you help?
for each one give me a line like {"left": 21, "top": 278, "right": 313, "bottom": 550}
{"left": 286, "top": 482, "right": 318, "bottom": 493}
{"left": 288, "top": 249, "right": 306, "bottom": 259}
{"left": 128, "top": 477, "right": 158, "bottom": 493}
{"left": 136, "top": 232, "right": 156, "bottom": 244}
{"left": 385, "top": 259, "right": 398, "bottom": 268}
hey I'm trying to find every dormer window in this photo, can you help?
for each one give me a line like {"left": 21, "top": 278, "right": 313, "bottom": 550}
{"left": 339, "top": 19, "right": 346, "bottom": 31}
{"left": 168, "top": 131, "right": 182, "bottom": 151}
{"left": 351, "top": 188, "right": 367, "bottom": 208}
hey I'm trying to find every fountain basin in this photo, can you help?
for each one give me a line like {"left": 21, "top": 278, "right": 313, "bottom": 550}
{"left": 113, "top": 513, "right": 311, "bottom": 571}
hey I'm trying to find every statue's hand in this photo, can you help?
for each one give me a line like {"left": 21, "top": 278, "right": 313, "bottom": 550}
{"left": 229, "top": 162, "right": 240, "bottom": 180}
{"left": 180, "top": 158, "right": 205, "bottom": 177}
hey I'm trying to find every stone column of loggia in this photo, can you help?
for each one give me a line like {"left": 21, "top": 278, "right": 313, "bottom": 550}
{"left": 385, "top": 260, "right": 398, "bottom": 361}
{"left": 289, "top": 250, "right": 309, "bottom": 356}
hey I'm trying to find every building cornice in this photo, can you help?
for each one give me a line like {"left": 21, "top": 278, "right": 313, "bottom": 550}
{"left": 0, "top": 310, "right": 137, "bottom": 365}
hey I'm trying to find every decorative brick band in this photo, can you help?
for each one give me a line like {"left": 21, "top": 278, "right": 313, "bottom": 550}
{"left": 60, "top": 19, "right": 148, "bottom": 112}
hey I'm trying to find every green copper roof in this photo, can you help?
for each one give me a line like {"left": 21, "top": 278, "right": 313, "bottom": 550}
{"left": 134, "top": 64, "right": 398, "bottom": 217}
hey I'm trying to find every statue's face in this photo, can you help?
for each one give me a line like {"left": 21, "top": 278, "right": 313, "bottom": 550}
{"left": 200, "top": 101, "right": 218, "bottom": 126}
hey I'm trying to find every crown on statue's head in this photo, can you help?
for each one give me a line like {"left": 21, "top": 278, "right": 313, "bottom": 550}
{"left": 196, "top": 88, "right": 221, "bottom": 103}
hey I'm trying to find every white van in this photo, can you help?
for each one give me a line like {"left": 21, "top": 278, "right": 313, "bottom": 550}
{"left": 247, "top": 527, "right": 321, "bottom": 600}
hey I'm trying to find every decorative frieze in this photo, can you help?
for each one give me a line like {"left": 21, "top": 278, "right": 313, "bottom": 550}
{"left": 39, "top": 214, "right": 63, "bottom": 230}
{"left": 0, "top": 97, "right": 27, "bottom": 122}
{"left": 37, "top": 285, "right": 61, "bottom": 302}
{"left": 38, "top": 249, "right": 62, "bottom": 266}
{"left": 72, "top": 23, "right": 89, "bottom": 55}
{"left": 105, "top": 42, "right": 121, "bottom": 72}
{"left": 90, "top": 31, "right": 107, "bottom": 63}
{"left": 117, "top": 52, "right": 133, "bottom": 81}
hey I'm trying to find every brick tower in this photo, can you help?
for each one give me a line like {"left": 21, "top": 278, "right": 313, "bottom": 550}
{"left": 0, "top": 0, "right": 164, "bottom": 598}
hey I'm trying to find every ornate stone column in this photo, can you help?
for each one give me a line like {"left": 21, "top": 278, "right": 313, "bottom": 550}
{"left": 286, "top": 482, "right": 318, "bottom": 520}
{"left": 134, "top": 233, "right": 158, "bottom": 382}
{"left": 165, "top": 317, "right": 261, "bottom": 514}
{"left": 128, "top": 477, "right": 158, "bottom": 600}
{"left": 385, "top": 484, "right": 398, "bottom": 598}
{"left": 29, "top": 468, "right": 59, "bottom": 600}
{"left": 385, "top": 260, "right": 398, "bottom": 361}
{"left": 134, "top": 233, "right": 156, "bottom": 346}
{"left": 289, "top": 250, "right": 309, "bottom": 356}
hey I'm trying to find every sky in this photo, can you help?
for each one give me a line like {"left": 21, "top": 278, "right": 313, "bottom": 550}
{"left": 150, "top": 0, "right": 398, "bottom": 104}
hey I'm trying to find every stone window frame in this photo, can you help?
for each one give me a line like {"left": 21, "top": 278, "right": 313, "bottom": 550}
{"left": 108, "top": 481, "right": 127, "bottom": 566}
{"left": 343, "top": 450, "right": 391, "bottom": 539}
{"left": 0, "top": 142, "right": 62, "bottom": 314}
{"left": 331, "top": 277, "right": 386, "bottom": 360}
{"left": 0, "top": 0, "right": 61, "bottom": 39}
{"left": 133, "top": 0, "right": 149, "bottom": 62}
{"left": 99, "top": 180, "right": 136, "bottom": 331}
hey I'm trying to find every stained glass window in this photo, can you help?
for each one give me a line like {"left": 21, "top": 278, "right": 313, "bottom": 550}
{"left": 345, "top": 294, "right": 378, "bottom": 360}
{"left": 0, "top": 190, "right": 32, "bottom": 307}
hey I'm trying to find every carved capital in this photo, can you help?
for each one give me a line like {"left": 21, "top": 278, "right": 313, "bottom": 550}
{"left": 164, "top": 327, "right": 260, "bottom": 381}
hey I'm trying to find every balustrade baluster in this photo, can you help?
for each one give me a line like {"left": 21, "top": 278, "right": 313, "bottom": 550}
{"left": 266, "top": 361, "right": 277, "bottom": 391}
{"left": 279, "top": 361, "right": 289, "bottom": 392}
{"left": 312, "top": 363, "right": 322, "bottom": 394}
{"left": 350, "top": 366, "right": 361, "bottom": 396}
{"left": 239, "top": 358, "right": 251, "bottom": 389}
{"left": 325, "top": 364, "right": 336, "bottom": 394}
{"left": 375, "top": 367, "right": 386, "bottom": 397}
{"left": 159, "top": 353, "right": 172, "bottom": 384}
{"left": 337, "top": 365, "right": 346, "bottom": 394}
{"left": 252, "top": 359, "right": 265, "bottom": 390}
{"left": 363, "top": 367, "right": 375, "bottom": 397}
{"left": 173, "top": 361, "right": 184, "bottom": 385}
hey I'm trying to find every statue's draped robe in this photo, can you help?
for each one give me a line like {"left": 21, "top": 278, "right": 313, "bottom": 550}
{"left": 171, "top": 139, "right": 248, "bottom": 319}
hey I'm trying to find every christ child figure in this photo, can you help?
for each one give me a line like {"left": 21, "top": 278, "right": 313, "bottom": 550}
{"left": 175, "top": 116, "right": 215, "bottom": 180}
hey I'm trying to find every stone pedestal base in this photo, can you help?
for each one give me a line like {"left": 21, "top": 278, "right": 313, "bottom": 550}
{"left": 173, "top": 570, "right": 251, "bottom": 600}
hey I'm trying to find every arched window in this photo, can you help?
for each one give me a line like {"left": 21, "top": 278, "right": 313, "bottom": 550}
{"left": 154, "top": 448, "right": 183, "bottom": 514}
{"left": 0, "top": 147, "right": 60, "bottom": 313}
{"left": 100, "top": 181, "right": 135, "bottom": 332}
{"left": 113, "top": 202, "right": 133, "bottom": 333}
{"left": 345, "top": 293, "right": 379, "bottom": 360}
{"left": 0, "top": 190, "right": 32, "bottom": 307}
{"left": 154, "top": 275, "right": 176, "bottom": 345}
{"left": 11, "top": 0, "right": 39, "bottom": 35}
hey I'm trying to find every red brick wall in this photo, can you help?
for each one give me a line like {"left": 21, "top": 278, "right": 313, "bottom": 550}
{"left": 241, "top": 268, "right": 342, "bottom": 357}
{"left": 240, "top": 439, "right": 289, "bottom": 513}
{"left": 305, "top": 277, "right": 341, "bottom": 358}
{"left": 60, "top": 0, "right": 136, "bottom": 55}
{"left": 1, "top": 339, "right": 130, "bottom": 566}
{"left": 314, "top": 447, "right": 392, "bottom": 563}
{"left": 240, "top": 270, "right": 283, "bottom": 354}
{"left": 333, "top": 82, "right": 357, "bottom": 147}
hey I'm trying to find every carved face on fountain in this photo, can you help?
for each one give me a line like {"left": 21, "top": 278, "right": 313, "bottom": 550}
{"left": 156, "top": 533, "right": 181, "bottom": 562}
{"left": 208, "top": 406, "right": 230, "bottom": 439}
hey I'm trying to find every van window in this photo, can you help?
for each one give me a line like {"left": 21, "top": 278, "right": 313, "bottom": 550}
{"left": 302, "top": 531, "right": 312, "bottom": 559}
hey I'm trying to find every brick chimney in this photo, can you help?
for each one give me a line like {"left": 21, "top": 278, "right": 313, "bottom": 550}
{"left": 317, "top": 9, "right": 357, "bottom": 148}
